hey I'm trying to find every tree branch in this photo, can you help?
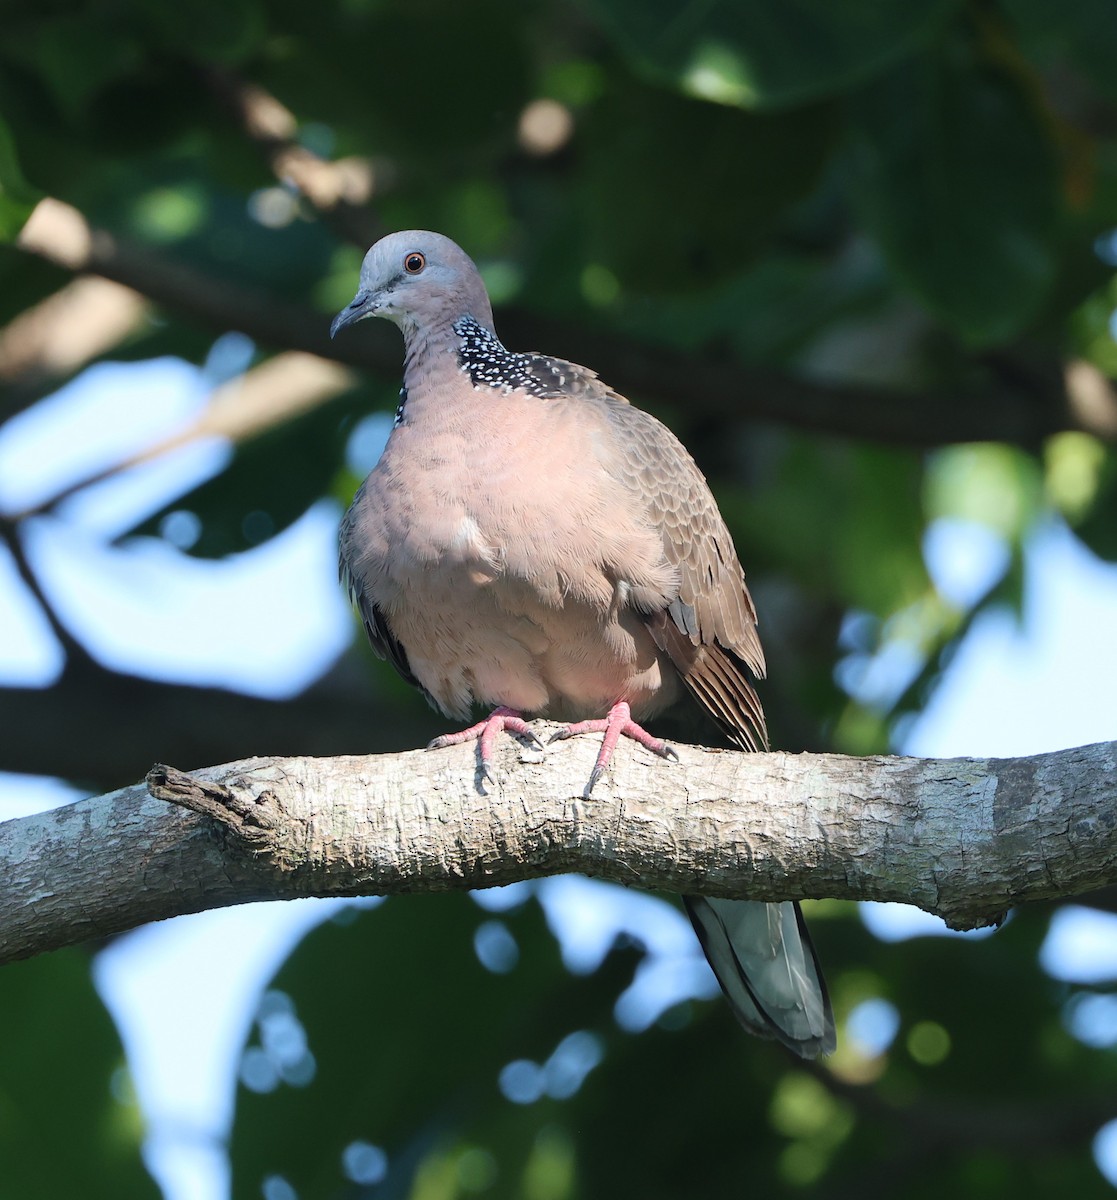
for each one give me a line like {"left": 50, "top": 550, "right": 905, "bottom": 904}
{"left": 0, "top": 516, "right": 94, "bottom": 669}
{"left": 3, "top": 735, "right": 1114, "bottom": 967}
{"left": 13, "top": 199, "right": 1109, "bottom": 448}
{"left": 6, "top": 351, "right": 356, "bottom": 523}
{"left": 0, "top": 657, "right": 444, "bottom": 791}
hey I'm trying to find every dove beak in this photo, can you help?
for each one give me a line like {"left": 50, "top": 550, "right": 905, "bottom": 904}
{"left": 330, "top": 289, "right": 377, "bottom": 338}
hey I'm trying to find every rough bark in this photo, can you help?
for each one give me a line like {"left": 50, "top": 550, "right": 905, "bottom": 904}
{"left": 2, "top": 733, "right": 1114, "bottom": 967}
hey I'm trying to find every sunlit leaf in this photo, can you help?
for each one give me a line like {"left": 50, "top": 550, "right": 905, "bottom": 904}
{"left": 0, "top": 115, "right": 39, "bottom": 242}
{"left": 581, "top": 0, "right": 956, "bottom": 109}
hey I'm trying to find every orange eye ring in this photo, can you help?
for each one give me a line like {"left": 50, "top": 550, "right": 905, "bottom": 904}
{"left": 403, "top": 252, "right": 426, "bottom": 274}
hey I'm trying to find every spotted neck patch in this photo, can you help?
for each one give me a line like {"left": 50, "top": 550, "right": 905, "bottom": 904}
{"left": 394, "top": 385, "right": 408, "bottom": 427}
{"left": 453, "top": 315, "right": 572, "bottom": 397}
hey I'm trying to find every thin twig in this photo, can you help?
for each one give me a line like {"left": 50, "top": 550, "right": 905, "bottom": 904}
{"left": 0, "top": 515, "right": 92, "bottom": 667}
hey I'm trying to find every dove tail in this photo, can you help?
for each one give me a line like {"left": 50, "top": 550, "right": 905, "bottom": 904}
{"left": 683, "top": 896, "right": 836, "bottom": 1058}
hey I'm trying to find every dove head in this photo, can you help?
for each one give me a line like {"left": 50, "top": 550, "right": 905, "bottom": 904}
{"left": 330, "top": 231, "right": 495, "bottom": 341}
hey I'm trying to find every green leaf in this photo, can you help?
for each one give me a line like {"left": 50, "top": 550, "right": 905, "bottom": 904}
{"left": 845, "top": 38, "right": 1059, "bottom": 344}
{"left": 924, "top": 443, "right": 1044, "bottom": 542}
{"left": 0, "top": 951, "right": 157, "bottom": 1199}
{"left": 0, "top": 115, "right": 39, "bottom": 241}
{"left": 736, "top": 439, "right": 928, "bottom": 616}
{"left": 1069, "top": 446, "right": 1117, "bottom": 561}
{"left": 581, "top": 0, "right": 957, "bottom": 109}
{"left": 576, "top": 81, "right": 835, "bottom": 291}
{"left": 257, "top": 0, "right": 528, "bottom": 165}
{"left": 1001, "top": 0, "right": 1117, "bottom": 103}
{"left": 1, "top": 16, "right": 143, "bottom": 118}
{"left": 228, "top": 894, "right": 643, "bottom": 1198}
{"left": 131, "top": 0, "right": 266, "bottom": 64}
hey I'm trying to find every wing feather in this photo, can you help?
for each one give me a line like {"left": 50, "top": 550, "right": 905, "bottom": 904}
{"left": 594, "top": 393, "right": 833, "bottom": 1057}
{"left": 339, "top": 497, "right": 423, "bottom": 694}
{"left": 600, "top": 399, "right": 766, "bottom": 751}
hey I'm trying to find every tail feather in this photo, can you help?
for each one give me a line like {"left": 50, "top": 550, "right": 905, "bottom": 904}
{"left": 684, "top": 896, "right": 835, "bottom": 1058}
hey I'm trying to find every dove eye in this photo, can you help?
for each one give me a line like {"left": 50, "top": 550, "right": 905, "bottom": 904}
{"left": 403, "top": 252, "right": 426, "bottom": 274}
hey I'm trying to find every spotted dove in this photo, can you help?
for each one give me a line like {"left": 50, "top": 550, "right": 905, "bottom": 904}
{"left": 332, "top": 231, "right": 835, "bottom": 1057}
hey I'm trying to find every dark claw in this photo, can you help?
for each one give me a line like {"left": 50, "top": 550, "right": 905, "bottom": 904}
{"left": 659, "top": 744, "right": 680, "bottom": 763}
{"left": 586, "top": 764, "right": 604, "bottom": 795}
{"left": 547, "top": 728, "right": 573, "bottom": 744}
{"left": 521, "top": 730, "right": 546, "bottom": 752}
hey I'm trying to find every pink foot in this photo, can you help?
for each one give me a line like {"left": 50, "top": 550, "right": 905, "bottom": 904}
{"left": 428, "top": 706, "right": 543, "bottom": 783}
{"left": 549, "top": 700, "right": 678, "bottom": 792}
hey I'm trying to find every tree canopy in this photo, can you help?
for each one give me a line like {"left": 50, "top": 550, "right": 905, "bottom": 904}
{"left": 2, "top": 0, "right": 1117, "bottom": 1196}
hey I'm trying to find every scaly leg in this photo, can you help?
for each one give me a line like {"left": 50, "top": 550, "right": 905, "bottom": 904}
{"left": 428, "top": 706, "right": 544, "bottom": 783}
{"left": 549, "top": 700, "right": 678, "bottom": 792}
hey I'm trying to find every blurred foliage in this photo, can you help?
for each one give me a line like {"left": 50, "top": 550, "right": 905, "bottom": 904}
{"left": 0, "top": 951, "right": 155, "bottom": 1198}
{"left": 224, "top": 894, "right": 1117, "bottom": 1200}
{"left": 2, "top": 0, "right": 1117, "bottom": 1195}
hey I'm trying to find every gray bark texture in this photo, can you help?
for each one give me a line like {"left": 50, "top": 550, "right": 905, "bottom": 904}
{"left": 2, "top": 731, "right": 1115, "bottom": 966}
